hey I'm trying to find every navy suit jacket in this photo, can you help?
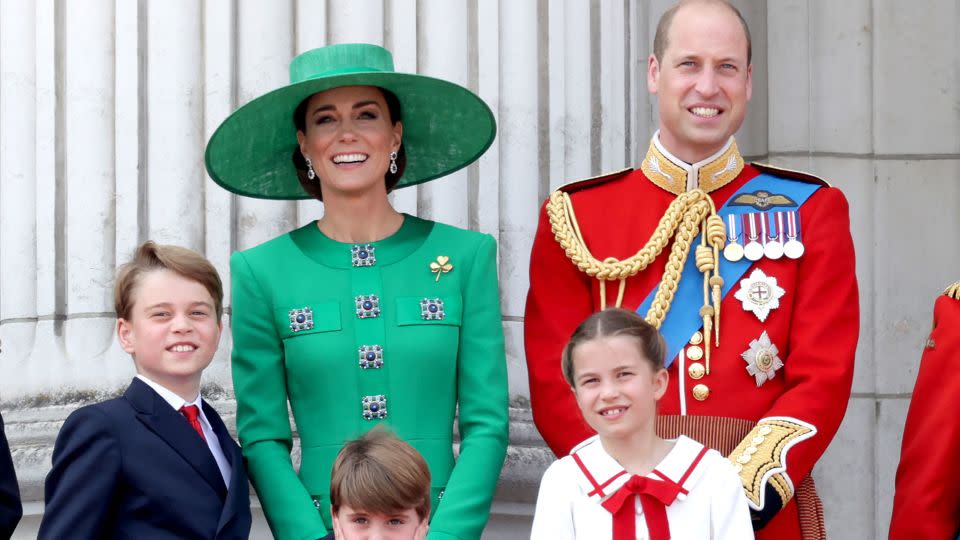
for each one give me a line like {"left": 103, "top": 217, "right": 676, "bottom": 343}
{"left": 0, "top": 411, "right": 22, "bottom": 539}
{"left": 39, "top": 378, "right": 252, "bottom": 539}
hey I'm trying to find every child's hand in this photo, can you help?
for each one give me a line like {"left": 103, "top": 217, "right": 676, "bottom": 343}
{"left": 414, "top": 520, "right": 429, "bottom": 540}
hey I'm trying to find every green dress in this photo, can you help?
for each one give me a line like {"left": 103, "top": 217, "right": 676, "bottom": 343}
{"left": 230, "top": 215, "right": 509, "bottom": 540}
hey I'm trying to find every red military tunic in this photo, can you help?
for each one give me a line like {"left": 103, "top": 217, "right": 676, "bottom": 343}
{"left": 525, "top": 135, "right": 859, "bottom": 539}
{"left": 889, "top": 283, "right": 960, "bottom": 540}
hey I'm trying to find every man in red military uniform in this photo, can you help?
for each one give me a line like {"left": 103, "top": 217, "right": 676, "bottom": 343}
{"left": 889, "top": 282, "right": 960, "bottom": 540}
{"left": 524, "top": 1, "right": 859, "bottom": 538}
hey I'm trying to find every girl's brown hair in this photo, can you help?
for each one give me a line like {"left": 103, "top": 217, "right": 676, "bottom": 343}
{"left": 330, "top": 428, "right": 431, "bottom": 521}
{"left": 560, "top": 308, "right": 666, "bottom": 387}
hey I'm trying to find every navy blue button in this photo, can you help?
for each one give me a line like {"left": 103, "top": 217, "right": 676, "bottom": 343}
{"left": 358, "top": 250, "right": 368, "bottom": 259}
{"left": 370, "top": 403, "right": 379, "bottom": 412}
{"left": 366, "top": 352, "right": 376, "bottom": 361}
{"left": 429, "top": 304, "right": 439, "bottom": 313}
{"left": 363, "top": 300, "right": 373, "bottom": 310}
{"left": 296, "top": 314, "right": 306, "bottom": 323}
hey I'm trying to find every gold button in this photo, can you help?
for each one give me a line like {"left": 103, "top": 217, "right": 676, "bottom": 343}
{"left": 689, "top": 331, "right": 704, "bottom": 345}
{"left": 752, "top": 436, "right": 765, "bottom": 445}
{"left": 759, "top": 426, "right": 773, "bottom": 436}
{"left": 692, "top": 384, "right": 710, "bottom": 401}
{"left": 737, "top": 454, "right": 751, "bottom": 464}
{"left": 688, "top": 362, "right": 705, "bottom": 380}
{"left": 686, "top": 345, "right": 704, "bottom": 361}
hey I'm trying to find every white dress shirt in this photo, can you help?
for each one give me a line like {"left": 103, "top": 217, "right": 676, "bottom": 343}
{"left": 136, "top": 374, "right": 233, "bottom": 487}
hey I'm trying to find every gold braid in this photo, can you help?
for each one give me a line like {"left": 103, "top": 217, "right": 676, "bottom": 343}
{"left": 546, "top": 188, "right": 726, "bottom": 360}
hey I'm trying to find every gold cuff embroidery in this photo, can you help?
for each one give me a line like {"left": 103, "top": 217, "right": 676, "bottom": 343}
{"left": 769, "top": 473, "right": 792, "bottom": 505}
{"left": 728, "top": 418, "right": 816, "bottom": 509}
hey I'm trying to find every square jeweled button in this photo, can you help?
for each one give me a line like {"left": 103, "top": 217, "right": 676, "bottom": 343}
{"left": 358, "top": 345, "right": 384, "bottom": 369}
{"left": 355, "top": 295, "right": 381, "bottom": 318}
{"left": 420, "top": 298, "right": 445, "bottom": 320}
{"left": 351, "top": 244, "right": 376, "bottom": 267}
{"left": 288, "top": 307, "right": 314, "bottom": 332}
{"left": 361, "top": 394, "right": 387, "bottom": 420}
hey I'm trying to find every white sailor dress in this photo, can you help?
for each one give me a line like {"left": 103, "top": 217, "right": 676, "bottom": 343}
{"left": 530, "top": 435, "right": 754, "bottom": 540}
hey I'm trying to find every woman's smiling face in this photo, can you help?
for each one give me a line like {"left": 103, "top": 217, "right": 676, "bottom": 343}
{"left": 297, "top": 85, "right": 403, "bottom": 200}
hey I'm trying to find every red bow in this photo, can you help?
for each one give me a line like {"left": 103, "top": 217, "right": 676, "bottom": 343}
{"left": 601, "top": 475, "right": 682, "bottom": 540}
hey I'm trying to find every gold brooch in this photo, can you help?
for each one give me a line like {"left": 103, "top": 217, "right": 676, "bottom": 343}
{"left": 430, "top": 256, "right": 453, "bottom": 282}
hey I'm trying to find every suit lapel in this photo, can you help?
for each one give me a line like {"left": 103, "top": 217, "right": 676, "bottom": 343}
{"left": 125, "top": 379, "right": 228, "bottom": 499}
{"left": 203, "top": 402, "right": 249, "bottom": 535}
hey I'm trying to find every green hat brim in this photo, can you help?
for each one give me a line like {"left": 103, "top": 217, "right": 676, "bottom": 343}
{"left": 205, "top": 71, "right": 496, "bottom": 200}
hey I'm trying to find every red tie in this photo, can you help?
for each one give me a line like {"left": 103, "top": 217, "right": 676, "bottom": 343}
{"left": 601, "top": 475, "right": 682, "bottom": 540}
{"left": 180, "top": 404, "right": 206, "bottom": 442}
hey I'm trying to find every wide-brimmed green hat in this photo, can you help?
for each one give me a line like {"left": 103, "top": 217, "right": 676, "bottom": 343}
{"left": 205, "top": 43, "right": 496, "bottom": 199}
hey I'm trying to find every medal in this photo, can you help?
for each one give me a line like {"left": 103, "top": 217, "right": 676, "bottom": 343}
{"left": 741, "top": 330, "right": 784, "bottom": 387}
{"left": 733, "top": 268, "right": 785, "bottom": 322}
{"left": 723, "top": 213, "right": 744, "bottom": 262}
{"left": 743, "top": 213, "right": 764, "bottom": 261}
{"left": 783, "top": 211, "right": 805, "bottom": 259}
{"left": 763, "top": 212, "right": 784, "bottom": 260}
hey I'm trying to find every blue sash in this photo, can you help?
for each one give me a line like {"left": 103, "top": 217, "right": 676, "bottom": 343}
{"left": 635, "top": 174, "right": 822, "bottom": 367}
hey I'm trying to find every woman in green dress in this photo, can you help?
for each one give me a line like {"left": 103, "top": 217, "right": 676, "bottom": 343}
{"left": 205, "top": 43, "right": 508, "bottom": 540}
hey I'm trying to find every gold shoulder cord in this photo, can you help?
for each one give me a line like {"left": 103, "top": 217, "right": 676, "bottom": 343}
{"left": 945, "top": 281, "right": 960, "bottom": 300}
{"left": 546, "top": 189, "right": 726, "bottom": 372}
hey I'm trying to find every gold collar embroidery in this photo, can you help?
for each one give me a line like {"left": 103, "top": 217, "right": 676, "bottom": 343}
{"left": 640, "top": 135, "right": 744, "bottom": 195}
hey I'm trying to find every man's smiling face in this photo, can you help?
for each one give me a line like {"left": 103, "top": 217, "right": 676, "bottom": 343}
{"left": 647, "top": 2, "right": 752, "bottom": 163}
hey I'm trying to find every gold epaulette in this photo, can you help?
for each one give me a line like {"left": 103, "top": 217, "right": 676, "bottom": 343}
{"left": 752, "top": 162, "right": 832, "bottom": 188}
{"left": 944, "top": 281, "right": 960, "bottom": 300}
{"left": 555, "top": 168, "right": 633, "bottom": 194}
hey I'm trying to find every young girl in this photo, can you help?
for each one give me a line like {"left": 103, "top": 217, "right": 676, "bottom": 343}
{"left": 530, "top": 308, "right": 753, "bottom": 539}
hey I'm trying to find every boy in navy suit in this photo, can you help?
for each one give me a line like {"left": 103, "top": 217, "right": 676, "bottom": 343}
{"left": 39, "top": 241, "right": 252, "bottom": 540}
{"left": 0, "top": 410, "right": 22, "bottom": 538}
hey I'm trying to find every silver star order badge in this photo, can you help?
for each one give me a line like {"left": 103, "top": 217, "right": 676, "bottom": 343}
{"left": 733, "top": 268, "right": 785, "bottom": 322}
{"left": 741, "top": 331, "right": 783, "bottom": 387}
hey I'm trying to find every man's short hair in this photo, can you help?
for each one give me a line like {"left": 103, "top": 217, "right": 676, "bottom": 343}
{"left": 114, "top": 241, "right": 224, "bottom": 320}
{"left": 653, "top": 0, "right": 752, "bottom": 64}
{"left": 330, "top": 428, "right": 432, "bottom": 521}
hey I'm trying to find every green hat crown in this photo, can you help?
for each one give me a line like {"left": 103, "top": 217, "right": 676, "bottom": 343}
{"left": 290, "top": 43, "right": 394, "bottom": 82}
{"left": 205, "top": 43, "right": 497, "bottom": 200}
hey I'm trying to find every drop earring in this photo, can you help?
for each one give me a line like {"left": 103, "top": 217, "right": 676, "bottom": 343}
{"left": 389, "top": 151, "right": 398, "bottom": 175}
{"left": 305, "top": 156, "right": 316, "bottom": 180}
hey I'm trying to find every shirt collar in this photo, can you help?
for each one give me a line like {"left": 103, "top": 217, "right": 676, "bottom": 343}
{"left": 640, "top": 132, "right": 744, "bottom": 195}
{"left": 135, "top": 374, "right": 203, "bottom": 413}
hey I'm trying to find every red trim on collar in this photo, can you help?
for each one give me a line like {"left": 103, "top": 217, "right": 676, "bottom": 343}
{"left": 572, "top": 452, "right": 605, "bottom": 496}
{"left": 588, "top": 470, "right": 629, "bottom": 498}
{"left": 678, "top": 446, "right": 710, "bottom": 488}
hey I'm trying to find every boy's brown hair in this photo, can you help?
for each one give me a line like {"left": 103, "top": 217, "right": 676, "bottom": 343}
{"left": 114, "top": 241, "right": 224, "bottom": 320}
{"left": 561, "top": 308, "right": 667, "bottom": 387}
{"left": 330, "top": 428, "right": 431, "bottom": 521}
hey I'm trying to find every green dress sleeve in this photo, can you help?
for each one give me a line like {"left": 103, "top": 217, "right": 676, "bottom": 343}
{"left": 427, "top": 234, "right": 509, "bottom": 540}
{"left": 231, "top": 252, "right": 329, "bottom": 540}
